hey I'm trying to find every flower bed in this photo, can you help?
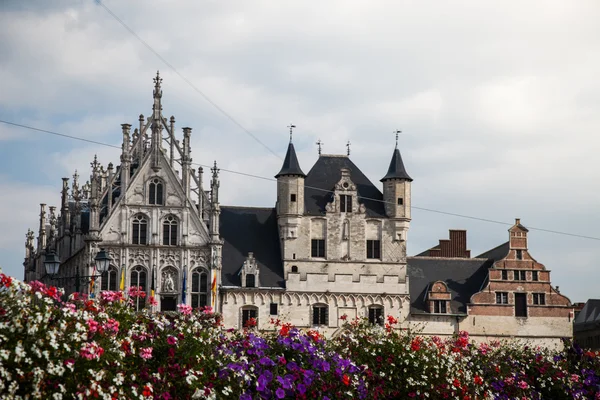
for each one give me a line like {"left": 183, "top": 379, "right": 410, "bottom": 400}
{"left": 0, "top": 273, "right": 598, "bottom": 399}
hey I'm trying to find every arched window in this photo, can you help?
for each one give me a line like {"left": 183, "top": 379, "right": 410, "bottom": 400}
{"left": 191, "top": 268, "right": 209, "bottom": 308}
{"left": 245, "top": 274, "right": 256, "bottom": 288}
{"left": 130, "top": 265, "right": 147, "bottom": 311}
{"left": 162, "top": 215, "right": 178, "bottom": 246}
{"left": 148, "top": 178, "right": 164, "bottom": 205}
{"left": 101, "top": 266, "right": 118, "bottom": 291}
{"left": 241, "top": 306, "right": 258, "bottom": 328}
{"left": 368, "top": 305, "right": 384, "bottom": 326}
{"left": 312, "top": 303, "right": 328, "bottom": 326}
{"left": 132, "top": 214, "right": 148, "bottom": 245}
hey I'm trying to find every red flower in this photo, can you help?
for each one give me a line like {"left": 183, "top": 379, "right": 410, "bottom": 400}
{"left": 142, "top": 385, "right": 152, "bottom": 397}
{"left": 474, "top": 375, "right": 483, "bottom": 385}
{"left": 386, "top": 315, "right": 398, "bottom": 325}
{"left": 411, "top": 337, "right": 422, "bottom": 352}
{"left": 452, "top": 378, "right": 461, "bottom": 388}
{"left": 1, "top": 274, "right": 12, "bottom": 288}
{"left": 342, "top": 374, "right": 350, "bottom": 386}
{"left": 340, "top": 314, "right": 348, "bottom": 321}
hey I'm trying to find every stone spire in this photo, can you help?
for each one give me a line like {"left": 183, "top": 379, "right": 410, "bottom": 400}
{"left": 151, "top": 71, "right": 163, "bottom": 171}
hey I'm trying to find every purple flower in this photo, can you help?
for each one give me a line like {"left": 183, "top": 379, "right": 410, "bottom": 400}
{"left": 240, "top": 393, "right": 252, "bottom": 400}
{"left": 259, "top": 357, "right": 275, "bottom": 367}
{"left": 297, "top": 383, "right": 306, "bottom": 395}
{"left": 276, "top": 388, "right": 286, "bottom": 399}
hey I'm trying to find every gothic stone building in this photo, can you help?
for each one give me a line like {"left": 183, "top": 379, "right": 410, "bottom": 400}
{"left": 23, "top": 74, "right": 573, "bottom": 346}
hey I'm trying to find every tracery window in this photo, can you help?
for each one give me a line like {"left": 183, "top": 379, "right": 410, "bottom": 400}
{"left": 130, "top": 265, "right": 148, "bottom": 311}
{"left": 100, "top": 266, "right": 118, "bottom": 291}
{"left": 149, "top": 178, "right": 164, "bottom": 205}
{"left": 162, "top": 215, "right": 178, "bottom": 246}
{"left": 191, "top": 268, "right": 209, "bottom": 308}
{"left": 132, "top": 214, "right": 148, "bottom": 245}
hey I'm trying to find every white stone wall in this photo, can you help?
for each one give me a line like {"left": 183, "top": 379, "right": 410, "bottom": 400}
{"left": 220, "top": 290, "right": 411, "bottom": 336}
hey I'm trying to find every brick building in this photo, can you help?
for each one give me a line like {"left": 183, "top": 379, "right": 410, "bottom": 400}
{"left": 23, "top": 74, "right": 573, "bottom": 346}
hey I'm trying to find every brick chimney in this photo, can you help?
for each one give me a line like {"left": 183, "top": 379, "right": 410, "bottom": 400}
{"left": 428, "top": 230, "right": 470, "bottom": 258}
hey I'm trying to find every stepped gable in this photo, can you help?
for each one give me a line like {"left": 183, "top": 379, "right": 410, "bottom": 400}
{"left": 219, "top": 206, "right": 284, "bottom": 288}
{"left": 304, "top": 155, "right": 386, "bottom": 218}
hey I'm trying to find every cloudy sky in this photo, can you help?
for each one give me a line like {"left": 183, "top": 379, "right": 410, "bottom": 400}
{"left": 1, "top": 0, "right": 599, "bottom": 302}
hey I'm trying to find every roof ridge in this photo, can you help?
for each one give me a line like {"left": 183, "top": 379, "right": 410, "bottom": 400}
{"left": 221, "top": 205, "right": 275, "bottom": 210}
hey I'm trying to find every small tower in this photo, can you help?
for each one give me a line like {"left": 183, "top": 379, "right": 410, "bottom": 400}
{"left": 275, "top": 126, "right": 305, "bottom": 242}
{"left": 381, "top": 134, "right": 412, "bottom": 242}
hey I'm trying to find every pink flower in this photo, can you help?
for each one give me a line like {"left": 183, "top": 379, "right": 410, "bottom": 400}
{"left": 571, "top": 374, "right": 580, "bottom": 383}
{"left": 202, "top": 306, "right": 213, "bottom": 314}
{"left": 517, "top": 380, "right": 528, "bottom": 389}
{"left": 79, "top": 342, "right": 104, "bottom": 360}
{"left": 140, "top": 347, "right": 153, "bottom": 360}
{"left": 167, "top": 336, "right": 178, "bottom": 345}
{"left": 87, "top": 319, "right": 99, "bottom": 335}
{"left": 177, "top": 304, "right": 192, "bottom": 316}
{"left": 100, "top": 291, "right": 124, "bottom": 303}
{"left": 148, "top": 296, "right": 158, "bottom": 306}
{"left": 128, "top": 286, "right": 146, "bottom": 299}
{"left": 103, "top": 318, "right": 119, "bottom": 335}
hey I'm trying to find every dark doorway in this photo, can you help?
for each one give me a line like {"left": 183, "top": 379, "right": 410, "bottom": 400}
{"left": 515, "top": 293, "right": 527, "bottom": 317}
{"left": 161, "top": 296, "right": 177, "bottom": 312}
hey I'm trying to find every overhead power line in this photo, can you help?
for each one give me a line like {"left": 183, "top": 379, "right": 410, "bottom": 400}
{"left": 2, "top": 118, "right": 599, "bottom": 242}
{"left": 95, "top": 0, "right": 282, "bottom": 160}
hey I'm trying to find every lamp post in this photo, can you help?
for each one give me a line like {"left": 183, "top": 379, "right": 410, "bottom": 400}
{"left": 44, "top": 248, "right": 111, "bottom": 294}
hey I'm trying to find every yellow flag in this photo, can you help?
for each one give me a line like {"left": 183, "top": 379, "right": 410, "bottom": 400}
{"left": 119, "top": 267, "right": 125, "bottom": 291}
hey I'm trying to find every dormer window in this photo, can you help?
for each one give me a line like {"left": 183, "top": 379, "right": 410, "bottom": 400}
{"left": 149, "top": 178, "right": 164, "bottom": 205}
{"left": 340, "top": 195, "right": 352, "bottom": 213}
{"left": 241, "top": 252, "right": 259, "bottom": 288}
{"left": 428, "top": 281, "right": 451, "bottom": 314}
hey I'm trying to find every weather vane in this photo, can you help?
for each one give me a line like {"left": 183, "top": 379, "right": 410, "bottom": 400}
{"left": 394, "top": 130, "right": 402, "bottom": 148}
{"left": 316, "top": 139, "right": 324, "bottom": 155}
{"left": 346, "top": 140, "right": 351, "bottom": 156}
{"left": 287, "top": 124, "right": 296, "bottom": 143}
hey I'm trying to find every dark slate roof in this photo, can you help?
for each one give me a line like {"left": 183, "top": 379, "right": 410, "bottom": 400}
{"left": 275, "top": 142, "right": 305, "bottom": 178}
{"left": 219, "top": 206, "right": 284, "bottom": 288}
{"left": 415, "top": 244, "right": 440, "bottom": 257}
{"left": 304, "top": 155, "right": 386, "bottom": 218}
{"left": 574, "top": 299, "right": 600, "bottom": 332}
{"left": 475, "top": 241, "right": 509, "bottom": 262}
{"left": 381, "top": 148, "right": 412, "bottom": 181}
{"left": 407, "top": 257, "right": 493, "bottom": 314}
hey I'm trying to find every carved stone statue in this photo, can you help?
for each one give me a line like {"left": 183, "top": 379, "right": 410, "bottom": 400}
{"left": 162, "top": 270, "right": 175, "bottom": 292}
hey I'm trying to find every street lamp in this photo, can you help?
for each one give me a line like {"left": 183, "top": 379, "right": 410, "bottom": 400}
{"left": 94, "top": 248, "right": 111, "bottom": 274}
{"left": 44, "top": 250, "right": 61, "bottom": 276}
{"left": 43, "top": 249, "right": 112, "bottom": 294}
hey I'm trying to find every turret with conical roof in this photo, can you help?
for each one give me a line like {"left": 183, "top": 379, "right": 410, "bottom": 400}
{"left": 275, "top": 126, "right": 304, "bottom": 243}
{"left": 381, "top": 135, "right": 412, "bottom": 241}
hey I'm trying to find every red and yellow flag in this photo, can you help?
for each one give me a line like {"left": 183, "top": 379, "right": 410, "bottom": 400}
{"left": 211, "top": 274, "right": 217, "bottom": 308}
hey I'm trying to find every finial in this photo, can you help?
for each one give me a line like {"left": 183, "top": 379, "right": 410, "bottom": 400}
{"left": 346, "top": 140, "right": 351, "bottom": 156}
{"left": 287, "top": 124, "right": 296, "bottom": 143}
{"left": 316, "top": 139, "right": 324, "bottom": 156}
{"left": 394, "top": 130, "right": 401, "bottom": 149}
{"left": 153, "top": 71, "right": 163, "bottom": 99}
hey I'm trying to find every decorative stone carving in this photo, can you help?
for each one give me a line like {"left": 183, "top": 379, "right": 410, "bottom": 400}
{"left": 189, "top": 249, "right": 210, "bottom": 268}
{"left": 162, "top": 269, "right": 176, "bottom": 292}
{"left": 129, "top": 248, "right": 151, "bottom": 266}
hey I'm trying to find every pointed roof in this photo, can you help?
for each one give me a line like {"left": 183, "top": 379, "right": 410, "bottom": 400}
{"left": 275, "top": 142, "right": 305, "bottom": 178}
{"left": 381, "top": 148, "right": 412, "bottom": 182}
{"left": 304, "top": 155, "right": 386, "bottom": 218}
